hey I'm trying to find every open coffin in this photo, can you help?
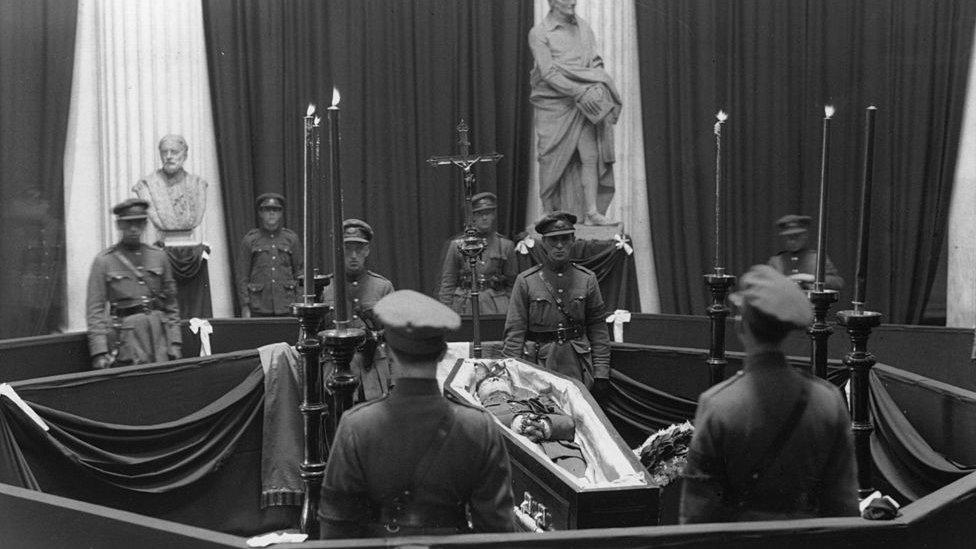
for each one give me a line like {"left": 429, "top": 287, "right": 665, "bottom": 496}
{"left": 440, "top": 356, "right": 659, "bottom": 531}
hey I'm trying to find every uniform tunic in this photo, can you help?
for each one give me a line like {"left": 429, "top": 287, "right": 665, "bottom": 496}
{"left": 321, "top": 270, "right": 395, "bottom": 401}
{"left": 438, "top": 232, "right": 517, "bottom": 315}
{"left": 318, "top": 377, "right": 515, "bottom": 538}
{"left": 767, "top": 248, "right": 844, "bottom": 291}
{"left": 680, "top": 350, "right": 858, "bottom": 523}
{"left": 502, "top": 263, "right": 611, "bottom": 385}
{"left": 236, "top": 227, "right": 303, "bottom": 316}
{"left": 85, "top": 243, "right": 181, "bottom": 364}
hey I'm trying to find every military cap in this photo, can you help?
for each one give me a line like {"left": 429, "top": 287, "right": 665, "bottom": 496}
{"left": 534, "top": 211, "right": 578, "bottom": 236}
{"left": 256, "top": 192, "right": 285, "bottom": 210}
{"left": 112, "top": 198, "right": 150, "bottom": 220}
{"left": 470, "top": 192, "right": 498, "bottom": 213}
{"left": 729, "top": 265, "right": 813, "bottom": 329}
{"left": 374, "top": 289, "right": 461, "bottom": 355}
{"left": 776, "top": 214, "right": 812, "bottom": 236}
{"left": 342, "top": 218, "right": 373, "bottom": 243}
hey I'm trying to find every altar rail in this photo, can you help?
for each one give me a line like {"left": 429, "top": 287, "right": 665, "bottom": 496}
{"left": 3, "top": 314, "right": 972, "bottom": 390}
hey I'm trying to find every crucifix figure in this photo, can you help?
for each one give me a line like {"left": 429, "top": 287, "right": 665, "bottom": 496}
{"left": 427, "top": 119, "right": 503, "bottom": 358}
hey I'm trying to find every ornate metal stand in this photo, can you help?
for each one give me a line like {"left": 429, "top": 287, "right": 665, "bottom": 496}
{"left": 323, "top": 320, "right": 366, "bottom": 441}
{"left": 807, "top": 288, "right": 838, "bottom": 379}
{"left": 459, "top": 228, "right": 487, "bottom": 358}
{"left": 291, "top": 301, "right": 330, "bottom": 537}
{"left": 836, "top": 309, "right": 883, "bottom": 498}
{"left": 704, "top": 270, "right": 736, "bottom": 386}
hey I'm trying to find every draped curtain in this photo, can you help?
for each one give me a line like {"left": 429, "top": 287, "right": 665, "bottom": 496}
{"left": 0, "top": 0, "right": 77, "bottom": 338}
{"left": 63, "top": 0, "right": 234, "bottom": 331}
{"left": 202, "top": 0, "right": 535, "bottom": 311}
{"left": 638, "top": 0, "right": 976, "bottom": 322}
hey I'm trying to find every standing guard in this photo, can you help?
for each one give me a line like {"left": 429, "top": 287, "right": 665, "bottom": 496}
{"left": 438, "top": 192, "right": 517, "bottom": 315}
{"left": 85, "top": 199, "right": 182, "bottom": 369}
{"left": 320, "top": 219, "right": 395, "bottom": 401}
{"left": 767, "top": 214, "right": 844, "bottom": 291}
{"left": 236, "top": 193, "right": 303, "bottom": 317}
{"left": 502, "top": 211, "right": 611, "bottom": 398}
{"left": 318, "top": 290, "right": 515, "bottom": 538}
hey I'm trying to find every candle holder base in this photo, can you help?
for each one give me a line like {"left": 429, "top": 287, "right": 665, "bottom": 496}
{"left": 704, "top": 272, "right": 737, "bottom": 386}
{"left": 322, "top": 324, "right": 367, "bottom": 440}
{"left": 837, "top": 309, "right": 883, "bottom": 497}
{"left": 290, "top": 301, "right": 330, "bottom": 538}
{"left": 807, "top": 289, "right": 838, "bottom": 379}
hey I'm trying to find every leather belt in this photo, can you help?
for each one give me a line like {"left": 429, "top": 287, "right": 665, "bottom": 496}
{"left": 526, "top": 326, "right": 584, "bottom": 344}
{"left": 371, "top": 501, "right": 466, "bottom": 533}
{"left": 112, "top": 302, "right": 155, "bottom": 318}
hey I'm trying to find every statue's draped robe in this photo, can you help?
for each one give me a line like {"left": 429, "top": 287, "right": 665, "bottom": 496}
{"left": 529, "top": 14, "right": 621, "bottom": 216}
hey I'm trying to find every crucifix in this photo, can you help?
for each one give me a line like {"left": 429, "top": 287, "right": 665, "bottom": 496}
{"left": 427, "top": 119, "right": 503, "bottom": 358}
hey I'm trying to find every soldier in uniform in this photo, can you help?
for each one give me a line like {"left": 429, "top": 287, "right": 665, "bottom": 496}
{"left": 502, "top": 211, "right": 612, "bottom": 397}
{"left": 320, "top": 219, "right": 395, "bottom": 401}
{"left": 318, "top": 290, "right": 515, "bottom": 538}
{"left": 680, "top": 265, "right": 858, "bottom": 523}
{"left": 767, "top": 214, "right": 844, "bottom": 291}
{"left": 85, "top": 199, "right": 182, "bottom": 369}
{"left": 235, "top": 193, "right": 303, "bottom": 317}
{"left": 437, "top": 192, "right": 517, "bottom": 315}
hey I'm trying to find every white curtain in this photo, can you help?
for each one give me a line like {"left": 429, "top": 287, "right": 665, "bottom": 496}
{"left": 64, "top": 0, "right": 232, "bottom": 332}
{"left": 529, "top": 0, "right": 660, "bottom": 313}
{"left": 947, "top": 21, "right": 976, "bottom": 328}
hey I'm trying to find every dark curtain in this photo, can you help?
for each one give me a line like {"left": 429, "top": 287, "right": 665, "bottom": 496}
{"left": 202, "top": 0, "right": 534, "bottom": 313}
{"left": 870, "top": 369, "right": 974, "bottom": 501}
{"left": 637, "top": 0, "right": 976, "bottom": 322}
{"left": 513, "top": 236, "right": 641, "bottom": 312}
{"left": 0, "top": 0, "right": 77, "bottom": 337}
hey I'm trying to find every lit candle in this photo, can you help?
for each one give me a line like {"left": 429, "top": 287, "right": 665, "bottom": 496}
{"left": 853, "top": 106, "right": 877, "bottom": 312}
{"left": 303, "top": 103, "right": 316, "bottom": 305}
{"left": 814, "top": 105, "right": 834, "bottom": 289}
{"left": 713, "top": 110, "right": 728, "bottom": 273}
{"left": 327, "top": 88, "right": 348, "bottom": 324}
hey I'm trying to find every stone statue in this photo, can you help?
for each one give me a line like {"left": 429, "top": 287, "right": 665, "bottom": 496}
{"left": 529, "top": 0, "right": 621, "bottom": 225}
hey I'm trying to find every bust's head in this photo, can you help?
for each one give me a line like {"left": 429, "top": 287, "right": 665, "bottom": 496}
{"left": 158, "top": 135, "right": 188, "bottom": 176}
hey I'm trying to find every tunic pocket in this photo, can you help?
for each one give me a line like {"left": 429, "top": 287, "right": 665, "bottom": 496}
{"left": 247, "top": 283, "right": 264, "bottom": 294}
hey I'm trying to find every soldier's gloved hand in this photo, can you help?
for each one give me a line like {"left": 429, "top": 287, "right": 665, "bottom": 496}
{"left": 92, "top": 354, "right": 112, "bottom": 370}
{"left": 168, "top": 344, "right": 183, "bottom": 360}
{"left": 589, "top": 377, "right": 612, "bottom": 404}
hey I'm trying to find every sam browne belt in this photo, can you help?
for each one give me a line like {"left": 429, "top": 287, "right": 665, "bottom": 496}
{"left": 526, "top": 326, "right": 584, "bottom": 344}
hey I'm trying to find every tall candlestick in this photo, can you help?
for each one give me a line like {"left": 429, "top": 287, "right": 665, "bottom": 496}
{"left": 303, "top": 103, "right": 316, "bottom": 305}
{"left": 713, "top": 110, "right": 728, "bottom": 273}
{"left": 327, "top": 88, "right": 348, "bottom": 324}
{"left": 853, "top": 106, "right": 877, "bottom": 313}
{"left": 814, "top": 105, "right": 834, "bottom": 290}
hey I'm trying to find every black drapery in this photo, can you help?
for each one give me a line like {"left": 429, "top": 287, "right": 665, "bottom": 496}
{"left": 202, "top": 0, "right": 535, "bottom": 313}
{"left": 870, "top": 368, "right": 975, "bottom": 501}
{"left": 0, "top": 0, "right": 77, "bottom": 337}
{"left": 637, "top": 0, "right": 976, "bottom": 322}
{"left": 162, "top": 244, "right": 214, "bottom": 319}
{"left": 512, "top": 236, "right": 641, "bottom": 312}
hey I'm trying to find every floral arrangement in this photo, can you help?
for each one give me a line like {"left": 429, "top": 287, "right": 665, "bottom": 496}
{"left": 633, "top": 421, "right": 694, "bottom": 486}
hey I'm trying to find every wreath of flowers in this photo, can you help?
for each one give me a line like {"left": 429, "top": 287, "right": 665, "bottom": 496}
{"left": 633, "top": 421, "right": 694, "bottom": 486}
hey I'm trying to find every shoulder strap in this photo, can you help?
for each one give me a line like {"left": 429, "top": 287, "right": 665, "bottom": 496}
{"left": 112, "top": 249, "right": 145, "bottom": 281}
{"left": 735, "top": 379, "right": 811, "bottom": 505}
{"left": 537, "top": 271, "right": 579, "bottom": 326}
{"left": 411, "top": 409, "right": 457, "bottom": 488}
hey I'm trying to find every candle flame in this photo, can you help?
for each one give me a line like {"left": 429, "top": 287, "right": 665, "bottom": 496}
{"left": 716, "top": 110, "right": 728, "bottom": 122}
{"left": 824, "top": 105, "right": 835, "bottom": 118}
{"left": 306, "top": 103, "right": 316, "bottom": 117}
{"left": 331, "top": 88, "right": 340, "bottom": 108}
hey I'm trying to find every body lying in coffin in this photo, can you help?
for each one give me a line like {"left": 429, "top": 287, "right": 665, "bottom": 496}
{"left": 439, "top": 356, "right": 659, "bottom": 530}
